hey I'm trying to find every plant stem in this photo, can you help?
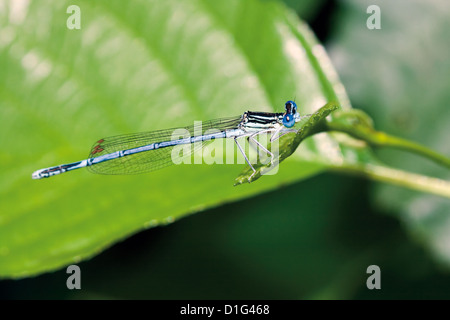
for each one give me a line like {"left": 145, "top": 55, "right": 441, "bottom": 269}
{"left": 326, "top": 119, "right": 450, "bottom": 170}
{"left": 331, "top": 163, "right": 450, "bottom": 198}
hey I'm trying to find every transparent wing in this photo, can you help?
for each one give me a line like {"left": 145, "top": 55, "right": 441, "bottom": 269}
{"left": 86, "top": 116, "right": 242, "bottom": 175}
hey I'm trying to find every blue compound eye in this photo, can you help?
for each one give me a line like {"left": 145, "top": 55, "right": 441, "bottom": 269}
{"left": 285, "top": 100, "right": 297, "bottom": 114}
{"left": 283, "top": 113, "right": 295, "bottom": 128}
{"left": 283, "top": 100, "right": 297, "bottom": 127}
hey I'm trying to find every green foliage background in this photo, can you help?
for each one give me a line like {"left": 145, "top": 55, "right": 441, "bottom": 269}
{"left": 1, "top": 0, "right": 449, "bottom": 299}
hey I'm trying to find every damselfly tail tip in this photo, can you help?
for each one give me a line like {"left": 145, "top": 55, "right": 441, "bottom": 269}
{"left": 32, "top": 169, "right": 43, "bottom": 180}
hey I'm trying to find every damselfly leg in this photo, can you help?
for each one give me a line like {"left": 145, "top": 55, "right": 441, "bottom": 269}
{"left": 234, "top": 137, "right": 256, "bottom": 178}
{"left": 270, "top": 127, "right": 298, "bottom": 142}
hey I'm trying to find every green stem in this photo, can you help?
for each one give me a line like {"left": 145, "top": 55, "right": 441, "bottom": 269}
{"left": 330, "top": 163, "right": 450, "bottom": 198}
{"left": 326, "top": 117, "right": 450, "bottom": 170}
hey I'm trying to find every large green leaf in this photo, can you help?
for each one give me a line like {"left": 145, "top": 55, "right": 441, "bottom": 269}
{"left": 1, "top": 0, "right": 436, "bottom": 278}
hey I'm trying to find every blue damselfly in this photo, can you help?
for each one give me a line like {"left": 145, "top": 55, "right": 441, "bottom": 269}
{"left": 32, "top": 101, "right": 306, "bottom": 180}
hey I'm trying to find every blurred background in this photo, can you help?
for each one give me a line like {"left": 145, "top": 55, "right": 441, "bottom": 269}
{"left": 1, "top": 0, "right": 449, "bottom": 299}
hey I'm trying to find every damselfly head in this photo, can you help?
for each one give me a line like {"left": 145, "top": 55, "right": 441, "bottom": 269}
{"left": 282, "top": 100, "right": 298, "bottom": 128}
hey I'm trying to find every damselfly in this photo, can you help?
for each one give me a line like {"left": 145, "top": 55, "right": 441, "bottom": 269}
{"left": 32, "top": 101, "right": 307, "bottom": 180}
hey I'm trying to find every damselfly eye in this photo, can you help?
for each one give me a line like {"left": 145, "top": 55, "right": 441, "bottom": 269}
{"left": 285, "top": 100, "right": 297, "bottom": 114}
{"left": 283, "top": 113, "right": 295, "bottom": 128}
